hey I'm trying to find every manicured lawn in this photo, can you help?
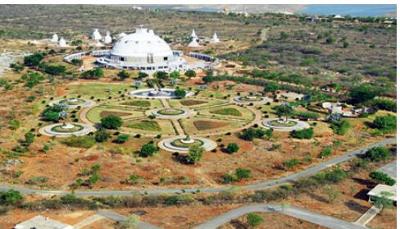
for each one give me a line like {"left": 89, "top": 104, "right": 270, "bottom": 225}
{"left": 210, "top": 107, "right": 242, "bottom": 116}
{"left": 180, "top": 99, "right": 207, "bottom": 106}
{"left": 268, "top": 120, "right": 297, "bottom": 127}
{"left": 68, "top": 83, "right": 130, "bottom": 99}
{"left": 157, "top": 108, "right": 184, "bottom": 115}
{"left": 125, "top": 120, "right": 161, "bottom": 131}
{"left": 170, "top": 139, "right": 203, "bottom": 148}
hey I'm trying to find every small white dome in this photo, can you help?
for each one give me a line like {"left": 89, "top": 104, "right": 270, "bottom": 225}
{"left": 211, "top": 32, "right": 220, "bottom": 43}
{"left": 111, "top": 27, "right": 173, "bottom": 58}
{"left": 58, "top": 37, "right": 67, "bottom": 47}
{"left": 51, "top": 34, "right": 58, "bottom": 43}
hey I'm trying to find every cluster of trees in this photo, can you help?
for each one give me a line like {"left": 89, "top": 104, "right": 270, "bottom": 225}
{"left": 290, "top": 128, "right": 314, "bottom": 139}
{"left": 329, "top": 119, "right": 351, "bottom": 135}
{"left": 364, "top": 147, "right": 390, "bottom": 162}
{"left": 222, "top": 168, "right": 252, "bottom": 183}
{"left": 81, "top": 67, "right": 104, "bottom": 79}
{"left": 369, "top": 98, "right": 396, "bottom": 112}
{"left": 39, "top": 63, "right": 66, "bottom": 76}
{"left": 225, "top": 143, "right": 239, "bottom": 154}
{"left": 184, "top": 69, "right": 196, "bottom": 78}
{"left": 293, "top": 111, "right": 319, "bottom": 121}
{"left": 0, "top": 189, "right": 23, "bottom": 206}
{"left": 187, "top": 145, "right": 204, "bottom": 164}
{"left": 174, "top": 88, "right": 186, "bottom": 98}
{"left": 42, "top": 104, "right": 66, "bottom": 122}
{"left": 117, "top": 70, "right": 130, "bottom": 80}
{"left": 274, "top": 104, "right": 293, "bottom": 121}
{"left": 21, "top": 72, "right": 44, "bottom": 88}
{"left": 23, "top": 52, "right": 45, "bottom": 67}
{"left": 348, "top": 83, "right": 380, "bottom": 105}
{"left": 240, "top": 127, "right": 273, "bottom": 141}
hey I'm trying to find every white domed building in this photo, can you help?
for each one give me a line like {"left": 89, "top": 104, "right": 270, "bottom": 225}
{"left": 96, "top": 27, "right": 187, "bottom": 73}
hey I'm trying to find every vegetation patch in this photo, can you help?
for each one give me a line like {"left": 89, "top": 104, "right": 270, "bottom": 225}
{"left": 157, "top": 108, "right": 184, "bottom": 116}
{"left": 193, "top": 120, "right": 228, "bottom": 131}
{"left": 170, "top": 139, "right": 203, "bottom": 148}
{"left": 268, "top": 120, "right": 297, "bottom": 127}
{"left": 180, "top": 99, "right": 207, "bottom": 106}
{"left": 121, "top": 100, "right": 151, "bottom": 107}
{"left": 126, "top": 120, "right": 161, "bottom": 131}
{"left": 51, "top": 124, "right": 84, "bottom": 133}
{"left": 210, "top": 107, "right": 242, "bottom": 116}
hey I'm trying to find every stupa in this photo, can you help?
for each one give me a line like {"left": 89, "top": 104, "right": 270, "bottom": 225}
{"left": 211, "top": 32, "right": 220, "bottom": 43}
{"left": 58, "top": 37, "right": 67, "bottom": 47}
{"left": 92, "top": 29, "right": 102, "bottom": 41}
{"left": 51, "top": 33, "right": 59, "bottom": 43}
{"left": 104, "top": 31, "right": 112, "bottom": 44}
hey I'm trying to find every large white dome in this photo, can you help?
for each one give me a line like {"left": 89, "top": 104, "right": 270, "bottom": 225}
{"left": 111, "top": 28, "right": 173, "bottom": 58}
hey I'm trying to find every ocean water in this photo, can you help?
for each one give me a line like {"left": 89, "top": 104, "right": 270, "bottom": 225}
{"left": 301, "top": 4, "right": 396, "bottom": 17}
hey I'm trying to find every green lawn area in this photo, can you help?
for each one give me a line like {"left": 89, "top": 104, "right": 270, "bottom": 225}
{"left": 125, "top": 120, "right": 161, "bottom": 131}
{"left": 86, "top": 106, "right": 144, "bottom": 123}
{"left": 68, "top": 83, "right": 131, "bottom": 99}
{"left": 210, "top": 107, "right": 242, "bottom": 116}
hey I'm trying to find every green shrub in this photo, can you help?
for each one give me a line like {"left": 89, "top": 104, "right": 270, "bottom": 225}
{"left": 0, "top": 190, "right": 23, "bottom": 205}
{"left": 370, "top": 99, "right": 396, "bottom": 112}
{"left": 348, "top": 83, "right": 380, "bottom": 104}
{"left": 235, "top": 168, "right": 251, "bottom": 179}
{"left": 94, "top": 129, "right": 110, "bottom": 142}
{"left": 174, "top": 88, "right": 186, "bottom": 98}
{"left": 139, "top": 142, "right": 158, "bottom": 157}
{"left": 42, "top": 104, "right": 66, "bottom": 122}
{"left": 369, "top": 171, "right": 395, "bottom": 185}
{"left": 283, "top": 159, "right": 300, "bottom": 169}
{"left": 100, "top": 115, "right": 123, "bottom": 129}
{"left": 372, "top": 115, "right": 396, "bottom": 133}
{"left": 8, "top": 119, "right": 20, "bottom": 130}
{"left": 226, "top": 143, "right": 239, "bottom": 154}
{"left": 115, "top": 134, "right": 129, "bottom": 144}
{"left": 247, "top": 213, "right": 264, "bottom": 227}
{"left": 81, "top": 67, "right": 104, "bottom": 79}
{"left": 22, "top": 72, "right": 45, "bottom": 88}
{"left": 240, "top": 128, "right": 273, "bottom": 141}
{"left": 184, "top": 69, "right": 196, "bottom": 78}
{"left": 330, "top": 120, "right": 351, "bottom": 135}
{"left": 319, "top": 146, "right": 332, "bottom": 158}
{"left": 187, "top": 145, "right": 204, "bottom": 164}
{"left": 290, "top": 128, "right": 314, "bottom": 139}
{"left": 365, "top": 147, "right": 390, "bottom": 162}
{"left": 118, "top": 70, "right": 130, "bottom": 80}
{"left": 24, "top": 52, "right": 45, "bottom": 67}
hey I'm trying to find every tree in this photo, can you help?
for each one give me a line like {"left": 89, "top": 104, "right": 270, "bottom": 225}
{"left": 365, "top": 147, "right": 390, "bottom": 162}
{"left": 247, "top": 213, "right": 263, "bottom": 227}
{"left": 174, "top": 88, "right": 186, "bottom": 98}
{"left": 187, "top": 145, "right": 204, "bottom": 164}
{"left": 22, "top": 72, "right": 45, "bottom": 88}
{"left": 154, "top": 71, "right": 168, "bottom": 80}
{"left": 139, "top": 142, "right": 158, "bottom": 157}
{"left": 115, "top": 134, "right": 129, "bottom": 144}
{"left": 81, "top": 67, "right": 104, "bottom": 79}
{"left": 342, "top": 41, "right": 349, "bottom": 48}
{"left": 226, "top": 143, "right": 239, "bottom": 154}
{"left": 118, "top": 70, "right": 130, "bottom": 80}
{"left": 240, "top": 128, "right": 273, "bottom": 141}
{"left": 137, "top": 71, "right": 148, "bottom": 79}
{"left": 275, "top": 104, "right": 293, "bottom": 121}
{"left": 184, "top": 69, "right": 196, "bottom": 78}
{"left": 169, "top": 71, "right": 180, "bottom": 79}
{"left": 348, "top": 84, "right": 379, "bottom": 104}
{"left": 100, "top": 115, "right": 123, "bottom": 129}
{"left": 24, "top": 131, "right": 35, "bottom": 146}
{"left": 369, "top": 171, "right": 395, "bottom": 186}
{"left": 71, "top": 59, "right": 83, "bottom": 66}
{"left": 372, "top": 115, "right": 396, "bottom": 133}
{"left": 23, "top": 52, "right": 45, "bottom": 67}
{"left": 42, "top": 104, "right": 66, "bottom": 122}
{"left": 235, "top": 168, "right": 251, "bottom": 179}
{"left": 40, "top": 63, "right": 66, "bottom": 75}
{"left": 290, "top": 128, "right": 314, "bottom": 139}
{"left": 264, "top": 82, "right": 279, "bottom": 93}
{"left": 330, "top": 120, "right": 351, "bottom": 135}
{"left": 94, "top": 129, "right": 110, "bottom": 142}
{"left": 0, "top": 189, "right": 23, "bottom": 205}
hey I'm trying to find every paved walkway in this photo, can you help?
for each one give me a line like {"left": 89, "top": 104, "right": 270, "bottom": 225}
{"left": 194, "top": 204, "right": 365, "bottom": 229}
{"left": 160, "top": 98, "right": 186, "bottom": 136}
{"left": 378, "top": 160, "right": 396, "bottom": 179}
{"left": 354, "top": 205, "right": 382, "bottom": 226}
{"left": 0, "top": 137, "right": 395, "bottom": 197}
{"left": 73, "top": 214, "right": 105, "bottom": 229}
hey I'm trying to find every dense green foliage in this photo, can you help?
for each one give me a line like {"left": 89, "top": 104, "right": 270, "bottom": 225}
{"left": 23, "top": 52, "right": 45, "bottom": 67}
{"left": 348, "top": 84, "right": 380, "bottom": 104}
{"left": 293, "top": 111, "right": 319, "bottom": 120}
{"left": 184, "top": 69, "right": 196, "bottom": 78}
{"left": 174, "top": 88, "right": 186, "bottom": 98}
{"left": 225, "top": 143, "right": 239, "bottom": 154}
{"left": 139, "top": 142, "right": 158, "bottom": 157}
{"left": 94, "top": 129, "right": 110, "bottom": 142}
{"left": 274, "top": 104, "right": 293, "bottom": 120}
{"left": 40, "top": 63, "right": 66, "bottom": 75}
{"left": 62, "top": 136, "right": 96, "bottom": 148}
{"left": 117, "top": 70, "right": 130, "bottom": 80}
{"left": 319, "top": 146, "right": 332, "bottom": 158}
{"left": 115, "top": 134, "right": 129, "bottom": 144}
{"left": 247, "top": 213, "right": 264, "bottom": 227}
{"left": 369, "top": 171, "right": 395, "bottom": 186}
{"left": 370, "top": 98, "right": 396, "bottom": 112}
{"left": 372, "top": 115, "right": 396, "bottom": 132}
{"left": 0, "top": 190, "right": 23, "bottom": 205}
{"left": 81, "top": 67, "right": 104, "bottom": 79}
{"left": 187, "top": 145, "right": 204, "bottom": 164}
{"left": 365, "top": 147, "right": 390, "bottom": 162}
{"left": 240, "top": 127, "right": 273, "bottom": 141}
{"left": 290, "top": 128, "right": 314, "bottom": 139}
{"left": 100, "top": 115, "right": 123, "bottom": 129}
{"left": 42, "top": 104, "right": 65, "bottom": 122}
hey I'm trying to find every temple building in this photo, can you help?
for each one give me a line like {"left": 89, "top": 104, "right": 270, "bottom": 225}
{"left": 96, "top": 27, "right": 187, "bottom": 73}
{"left": 191, "top": 29, "right": 198, "bottom": 40}
{"left": 188, "top": 37, "right": 200, "bottom": 47}
{"left": 211, "top": 32, "right": 220, "bottom": 43}
{"left": 92, "top": 28, "right": 102, "bottom": 41}
{"left": 104, "top": 31, "right": 112, "bottom": 44}
{"left": 58, "top": 37, "right": 67, "bottom": 47}
{"left": 51, "top": 33, "right": 58, "bottom": 43}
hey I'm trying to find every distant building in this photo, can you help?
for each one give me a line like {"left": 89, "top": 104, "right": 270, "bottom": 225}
{"left": 58, "top": 37, "right": 67, "bottom": 47}
{"left": 92, "top": 28, "right": 102, "bottom": 41}
{"left": 14, "top": 215, "right": 74, "bottom": 229}
{"left": 103, "top": 31, "right": 112, "bottom": 44}
{"left": 211, "top": 32, "right": 220, "bottom": 43}
{"left": 51, "top": 33, "right": 58, "bottom": 43}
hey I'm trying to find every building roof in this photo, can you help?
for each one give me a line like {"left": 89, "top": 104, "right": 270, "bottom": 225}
{"left": 367, "top": 184, "right": 397, "bottom": 202}
{"left": 111, "top": 27, "right": 173, "bottom": 58}
{"left": 14, "top": 215, "right": 74, "bottom": 229}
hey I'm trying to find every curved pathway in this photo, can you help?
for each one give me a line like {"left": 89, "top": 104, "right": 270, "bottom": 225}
{"left": 0, "top": 137, "right": 395, "bottom": 197}
{"left": 194, "top": 204, "right": 365, "bottom": 229}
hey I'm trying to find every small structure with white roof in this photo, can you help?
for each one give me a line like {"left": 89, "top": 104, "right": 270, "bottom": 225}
{"left": 51, "top": 33, "right": 59, "bottom": 43}
{"left": 58, "top": 37, "right": 67, "bottom": 47}
{"left": 14, "top": 215, "right": 74, "bottom": 229}
{"left": 92, "top": 28, "right": 102, "bottom": 41}
{"left": 103, "top": 31, "right": 112, "bottom": 44}
{"left": 211, "top": 32, "right": 220, "bottom": 43}
{"left": 367, "top": 184, "right": 397, "bottom": 204}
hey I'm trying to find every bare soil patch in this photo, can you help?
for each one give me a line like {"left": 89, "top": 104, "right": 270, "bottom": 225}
{"left": 193, "top": 120, "right": 229, "bottom": 130}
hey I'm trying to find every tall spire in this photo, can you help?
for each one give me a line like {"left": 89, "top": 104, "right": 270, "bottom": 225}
{"left": 211, "top": 32, "right": 220, "bottom": 43}
{"left": 191, "top": 29, "right": 198, "bottom": 39}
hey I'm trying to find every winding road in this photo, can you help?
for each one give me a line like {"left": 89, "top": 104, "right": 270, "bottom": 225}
{"left": 0, "top": 137, "right": 395, "bottom": 197}
{"left": 194, "top": 204, "right": 365, "bottom": 229}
